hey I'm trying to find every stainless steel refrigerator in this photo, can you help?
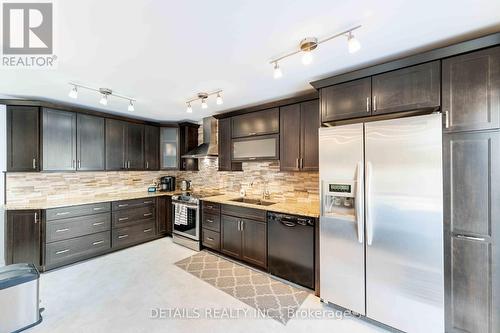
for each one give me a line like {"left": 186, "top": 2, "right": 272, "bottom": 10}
{"left": 319, "top": 113, "right": 444, "bottom": 333}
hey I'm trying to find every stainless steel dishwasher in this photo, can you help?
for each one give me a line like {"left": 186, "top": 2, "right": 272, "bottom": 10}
{"left": 267, "top": 212, "right": 315, "bottom": 289}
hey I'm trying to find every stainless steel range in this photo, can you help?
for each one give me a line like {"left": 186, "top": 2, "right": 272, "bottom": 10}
{"left": 172, "top": 191, "right": 219, "bottom": 251}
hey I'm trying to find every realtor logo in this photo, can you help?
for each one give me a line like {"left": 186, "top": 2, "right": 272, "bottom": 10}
{"left": 2, "top": 1, "right": 56, "bottom": 67}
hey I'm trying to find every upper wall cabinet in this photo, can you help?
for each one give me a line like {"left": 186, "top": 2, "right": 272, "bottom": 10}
{"left": 218, "top": 118, "right": 242, "bottom": 171}
{"left": 160, "top": 126, "right": 179, "bottom": 170}
{"left": 77, "top": 114, "right": 105, "bottom": 171}
{"left": 105, "top": 119, "right": 144, "bottom": 171}
{"left": 7, "top": 106, "right": 40, "bottom": 172}
{"left": 372, "top": 61, "right": 440, "bottom": 115}
{"left": 144, "top": 125, "right": 159, "bottom": 170}
{"left": 443, "top": 46, "right": 500, "bottom": 133}
{"left": 126, "top": 122, "right": 144, "bottom": 170}
{"left": 179, "top": 122, "right": 199, "bottom": 171}
{"left": 321, "top": 78, "right": 371, "bottom": 122}
{"left": 42, "top": 108, "right": 77, "bottom": 171}
{"left": 232, "top": 108, "right": 279, "bottom": 138}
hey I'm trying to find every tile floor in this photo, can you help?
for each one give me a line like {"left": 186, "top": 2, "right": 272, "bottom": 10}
{"left": 30, "top": 238, "right": 388, "bottom": 333}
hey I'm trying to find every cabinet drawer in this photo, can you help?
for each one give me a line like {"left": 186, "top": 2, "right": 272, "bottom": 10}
{"left": 202, "top": 229, "right": 220, "bottom": 251}
{"left": 112, "top": 197, "right": 156, "bottom": 211}
{"left": 221, "top": 204, "right": 267, "bottom": 222}
{"left": 46, "top": 213, "right": 111, "bottom": 243}
{"left": 202, "top": 212, "right": 221, "bottom": 232}
{"left": 46, "top": 202, "right": 111, "bottom": 221}
{"left": 112, "top": 206, "right": 155, "bottom": 228}
{"left": 202, "top": 201, "right": 220, "bottom": 214}
{"left": 45, "top": 231, "right": 111, "bottom": 269}
{"left": 112, "top": 222, "right": 156, "bottom": 249}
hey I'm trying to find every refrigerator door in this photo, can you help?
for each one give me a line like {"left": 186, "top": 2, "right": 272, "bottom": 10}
{"left": 364, "top": 114, "right": 444, "bottom": 333}
{"left": 319, "top": 124, "right": 365, "bottom": 315}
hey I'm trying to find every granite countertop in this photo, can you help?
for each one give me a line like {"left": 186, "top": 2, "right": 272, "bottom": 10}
{"left": 202, "top": 194, "right": 320, "bottom": 218}
{"left": 3, "top": 191, "right": 177, "bottom": 210}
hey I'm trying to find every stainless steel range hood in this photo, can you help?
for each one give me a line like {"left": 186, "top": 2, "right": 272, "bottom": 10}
{"left": 182, "top": 117, "right": 218, "bottom": 158}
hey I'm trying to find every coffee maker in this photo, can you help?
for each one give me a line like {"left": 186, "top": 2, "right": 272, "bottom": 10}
{"left": 159, "top": 176, "right": 176, "bottom": 192}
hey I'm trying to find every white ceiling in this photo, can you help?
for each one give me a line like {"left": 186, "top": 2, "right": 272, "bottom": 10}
{"left": 1, "top": 0, "right": 499, "bottom": 121}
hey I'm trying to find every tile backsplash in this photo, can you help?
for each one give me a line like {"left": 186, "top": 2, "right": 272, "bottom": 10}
{"left": 5, "top": 159, "right": 319, "bottom": 206}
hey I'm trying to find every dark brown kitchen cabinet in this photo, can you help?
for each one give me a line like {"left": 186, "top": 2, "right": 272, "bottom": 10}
{"left": 7, "top": 106, "right": 39, "bottom": 171}
{"left": 321, "top": 77, "right": 371, "bottom": 122}
{"left": 77, "top": 114, "right": 105, "bottom": 171}
{"left": 372, "top": 61, "right": 440, "bottom": 115}
{"left": 144, "top": 125, "right": 159, "bottom": 170}
{"left": 127, "top": 123, "right": 144, "bottom": 170}
{"left": 42, "top": 108, "right": 77, "bottom": 171}
{"left": 221, "top": 215, "right": 242, "bottom": 258}
{"left": 232, "top": 135, "right": 279, "bottom": 161}
{"left": 241, "top": 218, "right": 267, "bottom": 268}
{"left": 105, "top": 119, "right": 144, "bottom": 170}
{"left": 443, "top": 130, "right": 500, "bottom": 333}
{"left": 218, "top": 118, "right": 242, "bottom": 171}
{"left": 157, "top": 195, "right": 172, "bottom": 235}
{"left": 232, "top": 108, "right": 279, "bottom": 138}
{"left": 6, "top": 210, "right": 42, "bottom": 270}
{"left": 160, "top": 126, "right": 179, "bottom": 170}
{"left": 280, "top": 100, "right": 319, "bottom": 171}
{"left": 443, "top": 46, "right": 500, "bottom": 133}
{"left": 179, "top": 122, "right": 199, "bottom": 171}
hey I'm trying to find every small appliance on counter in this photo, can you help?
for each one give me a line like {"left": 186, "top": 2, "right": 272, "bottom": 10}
{"left": 0, "top": 263, "right": 43, "bottom": 333}
{"left": 159, "top": 176, "right": 176, "bottom": 192}
{"left": 180, "top": 180, "right": 192, "bottom": 192}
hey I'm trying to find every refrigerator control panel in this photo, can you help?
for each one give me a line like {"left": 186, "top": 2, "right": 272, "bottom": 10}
{"left": 325, "top": 181, "right": 355, "bottom": 197}
{"left": 323, "top": 180, "right": 357, "bottom": 221}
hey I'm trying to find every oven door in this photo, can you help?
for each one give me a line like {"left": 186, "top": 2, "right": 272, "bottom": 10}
{"left": 172, "top": 202, "right": 199, "bottom": 240}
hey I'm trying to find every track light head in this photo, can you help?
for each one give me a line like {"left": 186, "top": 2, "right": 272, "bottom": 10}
{"left": 201, "top": 99, "right": 208, "bottom": 109}
{"left": 68, "top": 86, "right": 78, "bottom": 99}
{"left": 186, "top": 103, "right": 193, "bottom": 113}
{"left": 128, "top": 100, "right": 135, "bottom": 112}
{"left": 216, "top": 93, "right": 223, "bottom": 105}
{"left": 273, "top": 62, "right": 282, "bottom": 79}
{"left": 347, "top": 31, "right": 361, "bottom": 53}
{"left": 99, "top": 94, "right": 108, "bottom": 105}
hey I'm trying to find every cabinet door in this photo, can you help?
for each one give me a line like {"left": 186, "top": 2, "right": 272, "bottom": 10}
{"left": 443, "top": 46, "right": 500, "bottom": 133}
{"left": 321, "top": 77, "right": 371, "bottom": 122}
{"left": 7, "top": 106, "right": 39, "bottom": 171}
{"left": 179, "top": 123, "right": 199, "bottom": 171}
{"left": 77, "top": 114, "right": 104, "bottom": 171}
{"left": 300, "top": 100, "right": 319, "bottom": 171}
{"left": 280, "top": 104, "right": 301, "bottom": 171}
{"left": 160, "top": 127, "right": 179, "bottom": 169}
{"left": 42, "top": 108, "right": 77, "bottom": 171}
{"left": 6, "top": 210, "right": 42, "bottom": 269}
{"left": 105, "top": 119, "right": 126, "bottom": 170}
{"left": 218, "top": 118, "right": 242, "bottom": 171}
{"left": 443, "top": 131, "right": 500, "bottom": 333}
{"left": 126, "top": 123, "right": 144, "bottom": 170}
{"left": 241, "top": 218, "right": 267, "bottom": 268}
{"left": 372, "top": 61, "right": 440, "bottom": 115}
{"left": 221, "top": 215, "right": 242, "bottom": 259}
{"left": 232, "top": 135, "right": 279, "bottom": 161}
{"left": 156, "top": 196, "right": 172, "bottom": 235}
{"left": 232, "top": 108, "right": 279, "bottom": 138}
{"left": 144, "top": 125, "right": 159, "bottom": 170}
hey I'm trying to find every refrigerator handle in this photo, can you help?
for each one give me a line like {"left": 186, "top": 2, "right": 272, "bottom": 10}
{"left": 366, "top": 161, "right": 374, "bottom": 246}
{"left": 355, "top": 161, "right": 364, "bottom": 243}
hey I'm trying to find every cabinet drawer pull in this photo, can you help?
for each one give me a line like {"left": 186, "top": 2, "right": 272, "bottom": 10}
{"left": 206, "top": 219, "right": 214, "bottom": 223}
{"left": 33, "top": 158, "right": 37, "bottom": 169}
{"left": 118, "top": 217, "right": 129, "bottom": 221}
{"left": 456, "top": 234, "right": 485, "bottom": 242}
{"left": 143, "top": 228, "right": 153, "bottom": 233}
{"left": 92, "top": 222, "right": 105, "bottom": 226}
{"left": 92, "top": 240, "right": 105, "bottom": 246}
{"left": 373, "top": 95, "right": 377, "bottom": 111}
{"left": 444, "top": 111, "right": 450, "bottom": 129}
{"left": 56, "top": 212, "right": 70, "bottom": 216}
{"left": 56, "top": 249, "right": 70, "bottom": 255}
{"left": 78, "top": 160, "right": 81, "bottom": 169}
{"left": 249, "top": 157, "right": 257, "bottom": 160}
{"left": 118, "top": 234, "right": 129, "bottom": 239}
{"left": 206, "top": 237, "right": 215, "bottom": 241}
{"left": 93, "top": 207, "right": 104, "bottom": 211}
{"left": 56, "top": 228, "right": 69, "bottom": 233}
{"left": 366, "top": 97, "right": 370, "bottom": 112}
{"left": 118, "top": 204, "right": 129, "bottom": 208}
{"left": 34, "top": 212, "right": 38, "bottom": 224}
{"left": 143, "top": 213, "right": 153, "bottom": 217}
{"left": 248, "top": 132, "right": 256, "bottom": 136}
{"left": 144, "top": 201, "right": 153, "bottom": 204}
{"left": 146, "top": 161, "right": 149, "bottom": 169}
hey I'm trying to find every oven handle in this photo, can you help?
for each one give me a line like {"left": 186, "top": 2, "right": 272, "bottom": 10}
{"left": 172, "top": 202, "right": 199, "bottom": 209}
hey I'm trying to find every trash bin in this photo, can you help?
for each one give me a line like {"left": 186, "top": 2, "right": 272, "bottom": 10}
{"left": 0, "top": 263, "right": 42, "bottom": 333}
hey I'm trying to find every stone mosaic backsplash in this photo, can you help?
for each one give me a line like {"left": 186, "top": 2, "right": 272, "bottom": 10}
{"left": 5, "top": 159, "right": 319, "bottom": 206}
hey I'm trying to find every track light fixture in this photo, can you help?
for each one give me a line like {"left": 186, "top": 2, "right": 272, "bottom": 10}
{"left": 269, "top": 25, "right": 362, "bottom": 78}
{"left": 185, "top": 90, "right": 223, "bottom": 113}
{"left": 67, "top": 82, "right": 136, "bottom": 111}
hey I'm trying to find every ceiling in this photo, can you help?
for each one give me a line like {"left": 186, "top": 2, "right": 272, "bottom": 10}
{"left": 0, "top": 0, "right": 499, "bottom": 121}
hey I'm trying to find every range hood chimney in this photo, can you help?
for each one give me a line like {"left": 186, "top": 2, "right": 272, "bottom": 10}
{"left": 181, "top": 117, "right": 218, "bottom": 159}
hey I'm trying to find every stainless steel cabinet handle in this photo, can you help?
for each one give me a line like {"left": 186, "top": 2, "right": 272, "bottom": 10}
{"left": 144, "top": 201, "right": 153, "bottom": 204}
{"left": 33, "top": 158, "right": 37, "bottom": 169}
{"left": 237, "top": 220, "right": 241, "bottom": 231}
{"left": 56, "top": 249, "right": 70, "bottom": 255}
{"left": 56, "top": 212, "right": 70, "bottom": 216}
{"left": 296, "top": 158, "right": 299, "bottom": 169}
{"left": 240, "top": 220, "right": 244, "bottom": 231}
{"left": 249, "top": 132, "right": 256, "bottom": 136}
{"left": 143, "top": 228, "right": 153, "bottom": 233}
{"left": 444, "top": 111, "right": 450, "bottom": 129}
{"left": 206, "top": 205, "right": 213, "bottom": 209}
{"left": 34, "top": 212, "right": 38, "bottom": 224}
{"left": 456, "top": 234, "right": 485, "bottom": 242}
{"left": 118, "top": 217, "right": 129, "bottom": 221}
{"left": 92, "top": 222, "right": 105, "bottom": 226}
{"left": 93, "top": 207, "right": 104, "bottom": 211}
{"left": 118, "top": 204, "right": 128, "bottom": 208}
{"left": 300, "top": 158, "right": 304, "bottom": 169}
{"left": 128, "top": 161, "right": 131, "bottom": 169}
{"left": 118, "top": 234, "right": 129, "bottom": 239}
{"left": 248, "top": 157, "right": 256, "bottom": 160}
{"left": 78, "top": 160, "right": 81, "bottom": 169}
{"left": 207, "top": 237, "right": 214, "bottom": 241}
{"left": 366, "top": 161, "right": 374, "bottom": 246}
{"left": 373, "top": 96, "right": 377, "bottom": 111}
{"left": 143, "top": 213, "right": 153, "bottom": 217}
{"left": 206, "top": 219, "right": 214, "bottom": 223}
{"left": 56, "top": 228, "right": 69, "bottom": 233}
{"left": 92, "top": 240, "right": 105, "bottom": 245}
{"left": 366, "top": 97, "right": 370, "bottom": 112}
{"left": 146, "top": 161, "right": 149, "bottom": 169}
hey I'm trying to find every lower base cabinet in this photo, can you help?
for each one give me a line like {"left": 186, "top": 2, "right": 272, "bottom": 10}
{"left": 157, "top": 196, "right": 172, "bottom": 235}
{"left": 5, "top": 210, "right": 42, "bottom": 270}
{"left": 112, "top": 222, "right": 156, "bottom": 249}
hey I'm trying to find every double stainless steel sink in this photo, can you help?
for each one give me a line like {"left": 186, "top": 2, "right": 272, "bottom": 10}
{"left": 229, "top": 197, "right": 276, "bottom": 206}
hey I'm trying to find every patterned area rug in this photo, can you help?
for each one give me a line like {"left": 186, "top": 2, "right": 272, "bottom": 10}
{"left": 175, "top": 251, "right": 310, "bottom": 324}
